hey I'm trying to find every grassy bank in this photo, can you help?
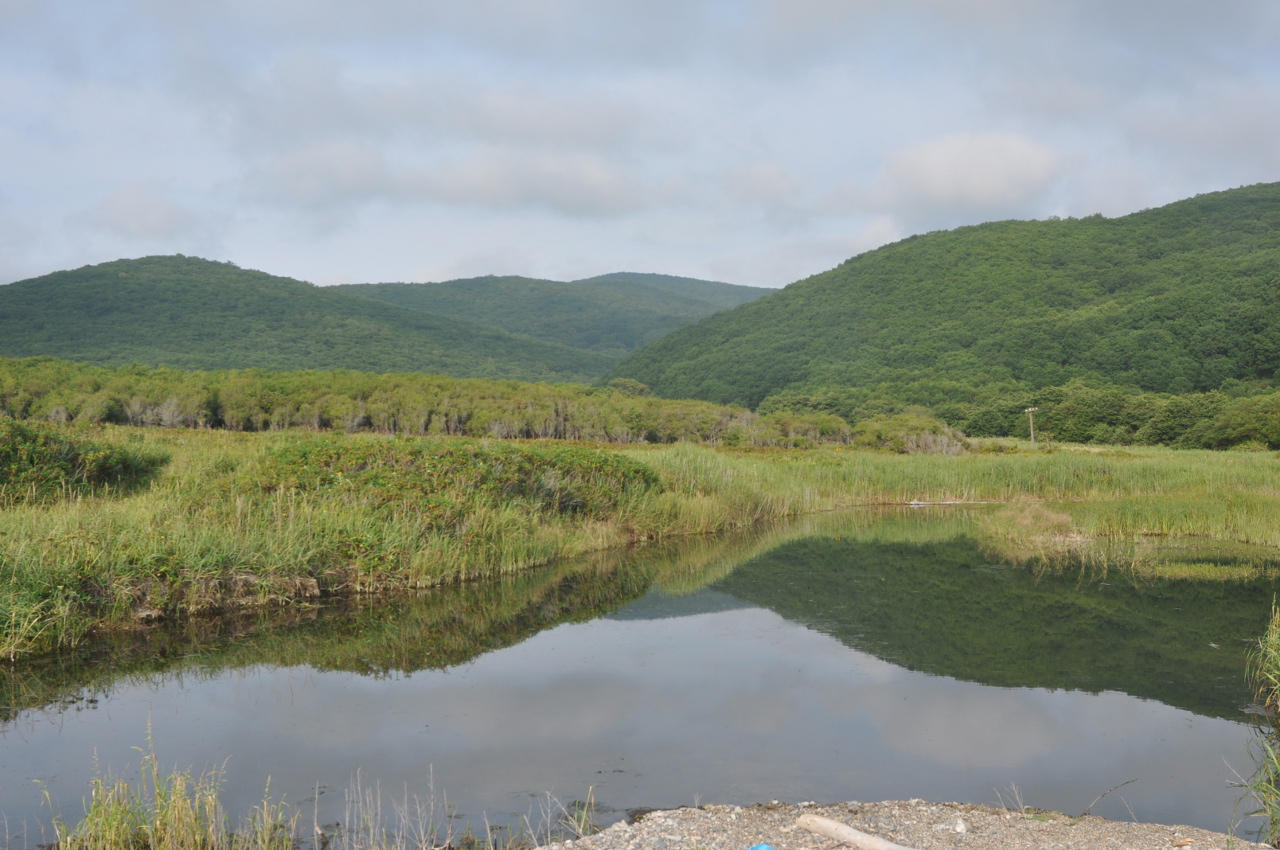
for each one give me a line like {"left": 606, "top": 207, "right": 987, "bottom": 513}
{"left": 1244, "top": 608, "right": 1280, "bottom": 845}
{"left": 2, "top": 424, "right": 1278, "bottom": 659}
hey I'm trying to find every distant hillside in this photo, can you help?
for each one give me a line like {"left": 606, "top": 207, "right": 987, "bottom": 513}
{"left": 0, "top": 256, "right": 612, "bottom": 382}
{"left": 609, "top": 182, "right": 1280, "bottom": 408}
{"left": 334, "top": 272, "right": 769, "bottom": 358}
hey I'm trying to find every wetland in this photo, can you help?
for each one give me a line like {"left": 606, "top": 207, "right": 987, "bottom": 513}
{"left": 4, "top": 509, "right": 1280, "bottom": 845}
{"left": 3, "top": 424, "right": 1280, "bottom": 846}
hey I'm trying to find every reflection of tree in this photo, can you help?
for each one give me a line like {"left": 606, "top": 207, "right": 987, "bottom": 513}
{"left": 9, "top": 505, "right": 1276, "bottom": 735}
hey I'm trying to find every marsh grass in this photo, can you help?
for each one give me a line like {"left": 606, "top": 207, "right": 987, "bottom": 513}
{"left": 1251, "top": 607, "right": 1280, "bottom": 715}
{"left": 2, "top": 427, "right": 1278, "bottom": 659}
{"left": 38, "top": 747, "right": 601, "bottom": 850}
{"left": 45, "top": 747, "right": 295, "bottom": 850}
{"left": 0, "top": 419, "right": 169, "bottom": 507}
{"left": 1236, "top": 730, "right": 1280, "bottom": 848}
{"left": 1240, "top": 607, "right": 1280, "bottom": 846}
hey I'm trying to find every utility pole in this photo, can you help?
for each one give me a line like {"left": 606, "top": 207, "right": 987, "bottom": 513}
{"left": 1025, "top": 407, "right": 1039, "bottom": 449}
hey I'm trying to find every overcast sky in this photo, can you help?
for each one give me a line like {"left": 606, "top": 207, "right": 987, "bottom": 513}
{"left": 3, "top": 1, "right": 1279, "bottom": 288}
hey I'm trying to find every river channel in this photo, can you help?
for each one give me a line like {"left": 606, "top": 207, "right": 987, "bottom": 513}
{"left": 2, "top": 508, "right": 1278, "bottom": 845}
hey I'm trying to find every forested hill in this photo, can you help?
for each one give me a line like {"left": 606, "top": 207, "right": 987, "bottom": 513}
{"left": 608, "top": 182, "right": 1280, "bottom": 408}
{"left": 334, "top": 272, "right": 769, "bottom": 358}
{"left": 0, "top": 256, "right": 613, "bottom": 382}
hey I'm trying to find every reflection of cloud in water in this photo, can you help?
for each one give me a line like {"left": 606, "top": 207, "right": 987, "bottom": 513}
{"left": 0, "top": 592, "right": 1258, "bottom": 834}
{"left": 864, "top": 681, "right": 1061, "bottom": 768}
{"left": 439, "top": 678, "right": 649, "bottom": 740}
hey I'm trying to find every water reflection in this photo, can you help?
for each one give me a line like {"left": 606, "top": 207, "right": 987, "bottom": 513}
{"left": 2, "top": 508, "right": 1278, "bottom": 842}
{"left": 712, "top": 527, "right": 1276, "bottom": 719}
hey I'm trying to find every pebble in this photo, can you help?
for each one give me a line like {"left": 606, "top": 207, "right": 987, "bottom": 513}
{"left": 536, "top": 799, "right": 1269, "bottom": 850}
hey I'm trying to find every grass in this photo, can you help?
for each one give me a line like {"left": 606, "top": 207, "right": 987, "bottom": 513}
{"left": 1, "top": 425, "right": 1278, "bottom": 659}
{"left": 1240, "top": 606, "right": 1280, "bottom": 846}
{"left": 1255, "top": 607, "right": 1280, "bottom": 715}
{"left": 37, "top": 747, "right": 598, "bottom": 850}
{"left": 45, "top": 747, "right": 294, "bottom": 850}
{"left": 0, "top": 418, "right": 168, "bottom": 506}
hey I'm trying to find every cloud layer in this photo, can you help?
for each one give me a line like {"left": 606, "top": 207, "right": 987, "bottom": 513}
{"left": 2, "top": 1, "right": 1278, "bottom": 286}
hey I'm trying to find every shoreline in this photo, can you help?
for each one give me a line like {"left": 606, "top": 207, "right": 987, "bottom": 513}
{"left": 538, "top": 800, "right": 1269, "bottom": 850}
{"left": 6, "top": 427, "right": 1280, "bottom": 660}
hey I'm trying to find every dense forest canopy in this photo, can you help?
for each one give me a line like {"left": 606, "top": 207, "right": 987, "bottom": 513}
{"left": 335, "top": 271, "right": 768, "bottom": 358}
{"left": 0, "top": 256, "right": 639, "bottom": 382}
{"left": 608, "top": 182, "right": 1280, "bottom": 414}
{"left": 0, "top": 257, "right": 767, "bottom": 383}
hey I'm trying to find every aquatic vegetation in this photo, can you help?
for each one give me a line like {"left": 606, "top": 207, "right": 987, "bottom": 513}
{"left": 39, "top": 744, "right": 599, "bottom": 850}
{"left": 46, "top": 746, "right": 294, "bottom": 850}
{"left": 1239, "top": 607, "right": 1280, "bottom": 846}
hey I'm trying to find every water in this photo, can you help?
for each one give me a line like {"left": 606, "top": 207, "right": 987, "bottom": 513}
{"left": 2, "top": 510, "right": 1276, "bottom": 843}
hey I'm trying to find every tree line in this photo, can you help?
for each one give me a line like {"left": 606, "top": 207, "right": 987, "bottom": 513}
{"left": 760, "top": 378, "right": 1280, "bottom": 450}
{"left": 0, "top": 357, "right": 850, "bottom": 447}
{"left": 5, "top": 357, "right": 1275, "bottom": 451}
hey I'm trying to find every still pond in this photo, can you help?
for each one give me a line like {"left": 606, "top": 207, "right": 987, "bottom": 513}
{"left": 2, "top": 508, "right": 1277, "bottom": 844}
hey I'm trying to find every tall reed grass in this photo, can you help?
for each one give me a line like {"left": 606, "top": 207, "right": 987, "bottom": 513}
{"left": 45, "top": 748, "right": 294, "bottom": 850}
{"left": 39, "top": 747, "right": 598, "bottom": 850}
{"left": 1240, "top": 606, "right": 1280, "bottom": 846}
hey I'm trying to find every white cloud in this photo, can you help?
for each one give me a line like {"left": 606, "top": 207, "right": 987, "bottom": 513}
{"left": 722, "top": 161, "right": 804, "bottom": 208}
{"left": 1121, "top": 80, "right": 1280, "bottom": 183}
{"left": 3, "top": 0, "right": 1280, "bottom": 287}
{"left": 870, "top": 132, "right": 1067, "bottom": 227}
{"left": 253, "top": 142, "right": 396, "bottom": 206}
{"left": 86, "top": 182, "right": 197, "bottom": 241}
{"left": 409, "top": 152, "right": 652, "bottom": 216}
{"left": 252, "top": 144, "right": 652, "bottom": 218}
{"left": 232, "top": 53, "right": 645, "bottom": 154}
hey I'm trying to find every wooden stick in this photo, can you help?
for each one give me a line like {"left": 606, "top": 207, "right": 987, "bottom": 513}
{"left": 796, "top": 813, "right": 919, "bottom": 850}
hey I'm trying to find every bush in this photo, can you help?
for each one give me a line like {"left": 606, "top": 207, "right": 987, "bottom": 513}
{"left": 0, "top": 419, "right": 169, "bottom": 504}
{"left": 247, "top": 434, "right": 663, "bottom": 524}
{"left": 849, "top": 410, "right": 968, "bottom": 455}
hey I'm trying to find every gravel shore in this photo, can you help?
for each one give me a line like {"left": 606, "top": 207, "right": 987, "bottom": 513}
{"left": 539, "top": 800, "right": 1270, "bottom": 850}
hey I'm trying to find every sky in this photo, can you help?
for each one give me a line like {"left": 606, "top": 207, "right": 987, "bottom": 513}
{"left": 3, "top": 1, "right": 1279, "bottom": 289}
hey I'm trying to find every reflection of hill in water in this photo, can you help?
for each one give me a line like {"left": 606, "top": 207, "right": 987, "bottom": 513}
{"left": 608, "top": 589, "right": 750, "bottom": 620}
{"left": 711, "top": 535, "right": 1276, "bottom": 721}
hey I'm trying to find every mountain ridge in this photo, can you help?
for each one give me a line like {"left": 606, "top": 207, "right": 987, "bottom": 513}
{"left": 0, "top": 256, "right": 610, "bottom": 382}
{"left": 607, "top": 182, "right": 1280, "bottom": 408}
{"left": 333, "top": 271, "right": 769, "bottom": 358}
{"left": 0, "top": 257, "right": 766, "bottom": 382}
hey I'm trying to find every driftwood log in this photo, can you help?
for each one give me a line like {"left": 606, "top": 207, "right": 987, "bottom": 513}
{"left": 796, "top": 813, "right": 919, "bottom": 850}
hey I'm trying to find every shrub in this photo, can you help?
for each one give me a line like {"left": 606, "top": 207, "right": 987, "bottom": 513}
{"left": 247, "top": 434, "right": 662, "bottom": 524}
{"left": 849, "top": 409, "right": 968, "bottom": 455}
{"left": 0, "top": 419, "right": 169, "bottom": 504}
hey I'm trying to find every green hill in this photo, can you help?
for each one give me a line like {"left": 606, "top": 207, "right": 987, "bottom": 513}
{"left": 334, "top": 271, "right": 769, "bottom": 358}
{"left": 608, "top": 182, "right": 1280, "bottom": 408}
{"left": 0, "top": 256, "right": 613, "bottom": 382}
